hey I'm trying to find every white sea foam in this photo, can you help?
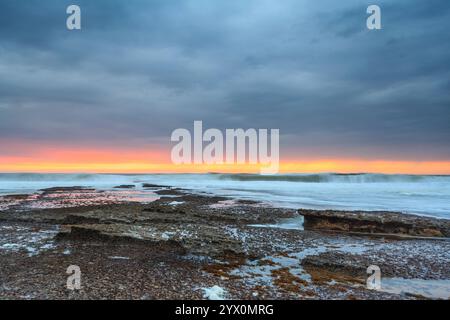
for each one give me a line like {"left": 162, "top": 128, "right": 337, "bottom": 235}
{"left": 109, "top": 256, "right": 130, "bottom": 260}
{"left": 203, "top": 285, "right": 228, "bottom": 300}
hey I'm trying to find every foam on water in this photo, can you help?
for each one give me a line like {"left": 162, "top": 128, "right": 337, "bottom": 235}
{"left": 202, "top": 285, "right": 228, "bottom": 300}
{"left": 0, "top": 173, "right": 449, "bottom": 219}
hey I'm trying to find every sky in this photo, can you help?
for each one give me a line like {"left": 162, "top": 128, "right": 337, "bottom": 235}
{"left": 0, "top": 0, "right": 449, "bottom": 173}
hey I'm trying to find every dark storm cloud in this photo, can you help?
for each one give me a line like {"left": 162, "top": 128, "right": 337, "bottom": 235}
{"left": 0, "top": 0, "right": 449, "bottom": 160}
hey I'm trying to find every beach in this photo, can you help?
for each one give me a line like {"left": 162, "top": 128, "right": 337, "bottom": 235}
{"left": 0, "top": 176, "right": 449, "bottom": 300}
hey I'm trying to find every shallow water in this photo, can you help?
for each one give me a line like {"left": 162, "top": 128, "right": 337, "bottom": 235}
{"left": 248, "top": 216, "right": 304, "bottom": 230}
{"left": 380, "top": 278, "right": 450, "bottom": 299}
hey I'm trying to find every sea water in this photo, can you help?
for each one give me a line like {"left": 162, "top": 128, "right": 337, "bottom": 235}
{"left": 0, "top": 173, "right": 449, "bottom": 219}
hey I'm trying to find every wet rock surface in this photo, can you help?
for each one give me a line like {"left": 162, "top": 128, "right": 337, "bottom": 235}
{"left": 113, "top": 185, "right": 135, "bottom": 189}
{"left": 0, "top": 187, "right": 449, "bottom": 300}
{"left": 300, "top": 209, "right": 450, "bottom": 238}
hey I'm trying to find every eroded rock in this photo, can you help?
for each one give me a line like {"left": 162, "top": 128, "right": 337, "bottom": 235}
{"left": 113, "top": 185, "right": 135, "bottom": 189}
{"left": 299, "top": 209, "right": 450, "bottom": 238}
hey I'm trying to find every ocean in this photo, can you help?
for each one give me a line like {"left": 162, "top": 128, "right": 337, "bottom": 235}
{"left": 0, "top": 173, "right": 449, "bottom": 219}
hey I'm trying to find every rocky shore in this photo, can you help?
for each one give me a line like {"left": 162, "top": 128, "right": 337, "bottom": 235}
{"left": 300, "top": 209, "right": 450, "bottom": 238}
{"left": 0, "top": 185, "right": 449, "bottom": 300}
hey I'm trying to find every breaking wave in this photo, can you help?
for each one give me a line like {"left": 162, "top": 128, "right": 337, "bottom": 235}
{"left": 218, "top": 173, "right": 450, "bottom": 183}
{"left": 0, "top": 173, "right": 449, "bottom": 184}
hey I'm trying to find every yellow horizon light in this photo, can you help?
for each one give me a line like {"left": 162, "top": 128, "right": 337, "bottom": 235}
{"left": 0, "top": 160, "right": 449, "bottom": 175}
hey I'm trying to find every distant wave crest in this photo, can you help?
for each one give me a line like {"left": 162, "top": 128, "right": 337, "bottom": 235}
{"left": 218, "top": 173, "right": 449, "bottom": 183}
{"left": 0, "top": 172, "right": 448, "bottom": 184}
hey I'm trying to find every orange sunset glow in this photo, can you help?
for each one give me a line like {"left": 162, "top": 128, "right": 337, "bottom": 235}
{"left": 1, "top": 150, "right": 449, "bottom": 174}
{"left": 1, "top": 139, "right": 449, "bottom": 174}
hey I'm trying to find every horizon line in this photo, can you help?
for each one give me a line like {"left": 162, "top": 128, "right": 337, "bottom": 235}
{"left": 1, "top": 171, "right": 450, "bottom": 176}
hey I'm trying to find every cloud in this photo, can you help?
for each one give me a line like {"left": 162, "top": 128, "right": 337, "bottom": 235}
{"left": 0, "top": 0, "right": 449, "bottom": 161}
